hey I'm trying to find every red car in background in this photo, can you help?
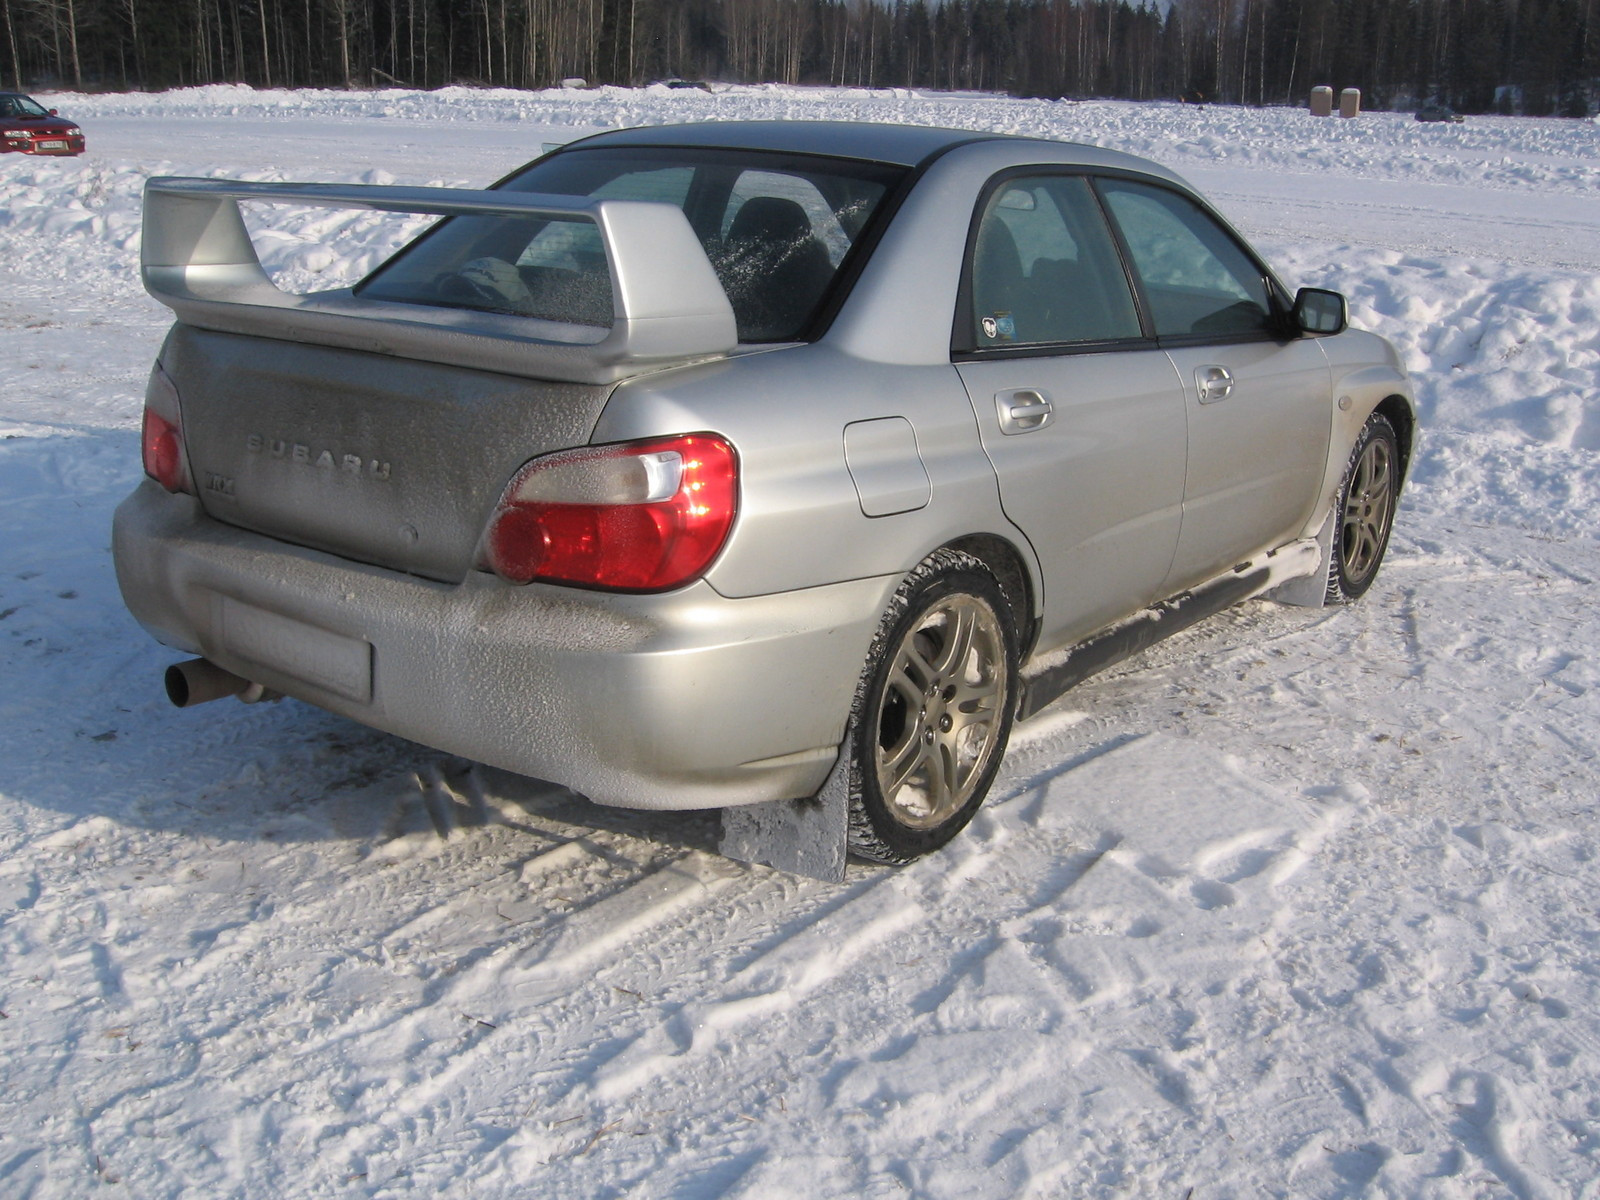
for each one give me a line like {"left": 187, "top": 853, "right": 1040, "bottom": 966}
{"left": 1, "top": 92, "right": 85, "bottom": 155}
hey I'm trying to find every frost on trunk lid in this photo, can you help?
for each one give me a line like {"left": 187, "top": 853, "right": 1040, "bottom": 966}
{"left": 164, "top": 326, "right": 613, "bottom": 583}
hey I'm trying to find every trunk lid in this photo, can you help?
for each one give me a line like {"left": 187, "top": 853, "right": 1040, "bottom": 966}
{"left": 164, "top": 324, "right": 614, "bottom": 583}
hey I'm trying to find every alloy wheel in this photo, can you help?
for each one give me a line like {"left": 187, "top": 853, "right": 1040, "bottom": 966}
{"left": 1341, "top": 434, "right": 1395, "bottom": 585}
{"left": 874, "top": 594, "right": 1009, "bottom": 830}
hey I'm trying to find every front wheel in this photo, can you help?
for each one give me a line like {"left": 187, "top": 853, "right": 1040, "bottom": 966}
{"left": 1326, "top": 412, "right": 1400, "bottom": 603}
{"left": 847, "top": 550, "right": 1018, "bottom": 864}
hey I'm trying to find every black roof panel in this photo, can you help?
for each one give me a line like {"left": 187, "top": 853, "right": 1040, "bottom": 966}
{"left": 565, "top": 120, "right": 1015, "bottom": 168}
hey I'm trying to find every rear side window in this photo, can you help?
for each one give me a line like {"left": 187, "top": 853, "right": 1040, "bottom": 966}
{"left": 965, "top": 175, "right": 1143, "bottom": 349}
{"left": 1097, "top": 180, "right": 1274, "bottom": 339}
{"left": 356, "top": 148, "right": 904, "bottom": 344}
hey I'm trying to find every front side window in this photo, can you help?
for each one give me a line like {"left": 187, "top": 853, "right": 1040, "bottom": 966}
{"left": 356, "top": 148, "right": 904, "bottom": 343}
{"left": 964, "top": 174, "right": 1143, "bottom": 350}
{"left": 1097, "top": 180, "right": 1274, "bottom": 339}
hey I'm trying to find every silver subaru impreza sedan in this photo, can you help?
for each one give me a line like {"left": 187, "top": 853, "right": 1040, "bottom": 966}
{"left": 114, "top": 121, "right": 1413, "bottom": 872}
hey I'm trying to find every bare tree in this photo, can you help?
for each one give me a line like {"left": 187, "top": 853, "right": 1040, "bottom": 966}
{"left": 3, "top": 0, "right": 23, "bottom": 88}
{"left": 325, "top": 0, "right": 352, "bottom": 85}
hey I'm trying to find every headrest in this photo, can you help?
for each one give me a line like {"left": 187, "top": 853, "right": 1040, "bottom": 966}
{"left": 728, "top": 196, "right": 813, "bottom": 245}
{"left": 975, "top": 218, "right": 1024, "bottom": 285}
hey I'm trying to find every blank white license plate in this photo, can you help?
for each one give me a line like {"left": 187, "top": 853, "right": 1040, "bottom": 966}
{"left": 218, "top": 595, "right": 372, "bottom": 702}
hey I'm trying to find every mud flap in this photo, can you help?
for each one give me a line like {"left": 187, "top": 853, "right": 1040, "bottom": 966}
{"left": 718, "top": 745, "right": 849, "bottom": 881}
{"left": 1269, "top": 511, "right": 1334, "bottom": 608}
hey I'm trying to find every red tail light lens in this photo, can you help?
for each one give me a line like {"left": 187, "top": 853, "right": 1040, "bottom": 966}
{"left": 484, "top": 434, "right": 738, "bottom": 592}
{"left": 141, "top": 364, "right": 192, "bottom": 494}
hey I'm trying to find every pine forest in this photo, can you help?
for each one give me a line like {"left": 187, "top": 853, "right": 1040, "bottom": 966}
{"left": 3, "top": 0, "right": 1597, "bottom": 116}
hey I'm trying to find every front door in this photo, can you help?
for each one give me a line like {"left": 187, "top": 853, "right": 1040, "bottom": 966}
{"left": 1096, "top": 179, "right": 1332, "bottom": 588}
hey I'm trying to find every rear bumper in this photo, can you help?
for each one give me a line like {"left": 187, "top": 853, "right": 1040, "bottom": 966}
{"left": 114, "top": 481, "right": 894, "bottom": 810}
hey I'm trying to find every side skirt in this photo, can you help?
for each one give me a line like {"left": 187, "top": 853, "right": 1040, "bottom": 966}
{"left": 1018, "top": 538, "right": 1321, "bottom": 721}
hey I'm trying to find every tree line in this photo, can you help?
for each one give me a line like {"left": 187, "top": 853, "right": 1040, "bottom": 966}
{"left": 3, "top": 0, "right": 1596, "bottom": 116}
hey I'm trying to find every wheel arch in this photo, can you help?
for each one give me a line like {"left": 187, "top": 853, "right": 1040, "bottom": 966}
{"left": 939, "top": 533, "right": 1038, "bottom": 656}
{"left": 1374, "top": 393, "right": 1416, "bottom": 482}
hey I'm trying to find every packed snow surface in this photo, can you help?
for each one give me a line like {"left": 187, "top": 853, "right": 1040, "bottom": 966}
{"left": 3, "top": 84, "right": 1599, "bottom": 1197}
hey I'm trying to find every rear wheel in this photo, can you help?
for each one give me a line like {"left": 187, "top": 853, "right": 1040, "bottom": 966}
{"left": 847, "top": 550, "right": 1018, "bottom": 864}
{"left": 1326, "top": 413, "right": 1399, "bottom": 603}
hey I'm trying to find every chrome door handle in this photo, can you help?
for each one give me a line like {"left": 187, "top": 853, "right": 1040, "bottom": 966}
{"left": 1195, "top": 365, "right": 1233, "bottom": 404}
{"left": 996, "top": 389, "right": 1054, "bottom": 435}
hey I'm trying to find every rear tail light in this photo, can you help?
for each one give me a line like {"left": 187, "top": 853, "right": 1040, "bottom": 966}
{"left": 482, "top": 433, "right": 738, "bottom": 592}
{"left": 141, "top": 363, "right": 193, "bottom": 495}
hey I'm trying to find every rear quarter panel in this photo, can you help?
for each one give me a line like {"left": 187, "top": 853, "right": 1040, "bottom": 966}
{"left": 591, "top": 345, "right": 1032, "bottom": 601}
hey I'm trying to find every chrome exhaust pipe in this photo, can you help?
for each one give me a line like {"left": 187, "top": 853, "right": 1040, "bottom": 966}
{"left": 165, "top": 658, "right": 253, "bottom": 708}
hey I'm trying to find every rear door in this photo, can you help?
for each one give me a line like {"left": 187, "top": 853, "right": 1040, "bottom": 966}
{"left": 1096, "top": 179, "right": 1332, "bottom": 589}
{"left": 954, "top": 173, "right": 1188, "bottom": 647}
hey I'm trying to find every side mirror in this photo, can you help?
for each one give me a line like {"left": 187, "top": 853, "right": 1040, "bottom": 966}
{"left": 48, "top": 108, "right": 59, "bottom": 116}
{"left": 1294, "top": 287, "right": 1347, "bottom": 335}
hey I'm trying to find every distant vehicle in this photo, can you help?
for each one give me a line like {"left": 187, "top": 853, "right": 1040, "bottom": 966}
{"left": 0, "top": 91, "right": 85, "bottom": 155}
{"left": 1415, "top": 105, "right": 1465, "bottom": 123}
{"left": 660, "top": 78, "right": 713, "bottom": 91}
{"left": 116, "top": 121, "right": 1414, "bottom": 865}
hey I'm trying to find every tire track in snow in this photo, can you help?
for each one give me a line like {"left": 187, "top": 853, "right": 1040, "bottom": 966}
{"left": 39, "top": 770, "right": 748, "bottom": 1191}
{"left": 587, "top": 873, "right": 923, "bottom": 1103}
{"left": 346, "top": 848, "right": 748, "bottom": 1174}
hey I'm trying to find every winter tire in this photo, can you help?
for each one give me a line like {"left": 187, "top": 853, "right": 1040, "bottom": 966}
{"left": 1326, "top": 412, "right": 1399, "bottom": 603}
{"left": 847, "top": 549, "right": 1018, "bottom": 864}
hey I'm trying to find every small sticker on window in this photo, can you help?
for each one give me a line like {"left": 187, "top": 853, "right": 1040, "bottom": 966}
{"left": 981, "top": 314, "right": 1015, "bottom": 342}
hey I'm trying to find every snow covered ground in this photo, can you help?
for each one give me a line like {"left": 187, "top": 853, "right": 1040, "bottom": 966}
{"left": 2, "top": 84, "right": 1599, "bottom": 1198}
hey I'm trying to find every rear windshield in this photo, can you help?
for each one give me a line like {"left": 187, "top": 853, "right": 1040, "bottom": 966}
{"left": 355, "top": 146, "right": 906, "bottom": 343}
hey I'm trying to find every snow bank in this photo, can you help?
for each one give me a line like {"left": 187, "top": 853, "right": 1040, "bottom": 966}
{"left": 1268, "top": 242, "right": 1600, "bottom": 533}
{"left": 37, "top": 82, "right": 1600, "bottom": 195}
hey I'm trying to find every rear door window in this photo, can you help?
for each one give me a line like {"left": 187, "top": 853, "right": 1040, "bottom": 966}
{"left": 963, "top": 175, "right": 1143, "bottom": 350}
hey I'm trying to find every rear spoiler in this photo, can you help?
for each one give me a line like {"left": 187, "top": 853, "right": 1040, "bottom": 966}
{"left": 141, "top": 178, "right": 738, "bottom": 385}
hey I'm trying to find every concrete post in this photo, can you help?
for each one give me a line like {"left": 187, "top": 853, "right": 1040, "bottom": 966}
{"left": 1310, "top": 86, "right": 1334, "bottom": 116}
{"left": 1339, "top": 88, "right": 1361, "bottom": 118}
